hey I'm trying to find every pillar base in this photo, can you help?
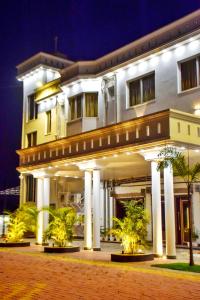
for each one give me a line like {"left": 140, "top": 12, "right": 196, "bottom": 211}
{"left": 84, "top": 247, "right": 92, "bottom": 250}
{"left": 93, "top": 247, "right": 101, "bottom": 251}
{"left": 153, "top": 254, "right": 163, "bottom": 258}
{"left": 166, "top": 255, "right": 176, "bottom": 259}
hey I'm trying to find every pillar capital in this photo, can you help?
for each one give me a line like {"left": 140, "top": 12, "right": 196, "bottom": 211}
{"left": 140, "top": 150, "right": 160, "bottom": 161}
{"left": 78, "top": 160, "right": 101, "bottom": 171}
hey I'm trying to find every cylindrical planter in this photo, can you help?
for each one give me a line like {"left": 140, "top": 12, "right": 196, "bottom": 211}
{"left": 111, "top": 253, "right": 154, "bottom": 262}
{"left": 0, "top": 242, "right": 30, "bottom": 247}
{"left": 44, "top": 246, "right": 80, "bottom": 253}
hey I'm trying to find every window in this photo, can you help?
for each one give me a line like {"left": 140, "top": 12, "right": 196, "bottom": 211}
{"left": 46, "top": 110, "right": 51, "bottom": 134}
{"left": 69, "top": 93, "right": 98, "bottom": 120}
{"left": 26, "top": 175, "right": 36, "bottom": 202}
{"left": 69, "top": 95, "right": 82, "bottom": 120}
{"left": 180, "top": 57, "right": 199, "bottom": 91}
{"left": 129, "top": 73, "right": 155, "bottom": 106}
{"left": 27, "top": 132, "right": 37, "bottom": 147}
{"left": 28, "top": 94, "right": 38, "bottom": 121}
{"left": 85, "top": 93, "right": 98, "bottom": 117}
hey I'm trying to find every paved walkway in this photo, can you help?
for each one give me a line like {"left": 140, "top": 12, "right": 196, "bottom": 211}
{"left": 0, "top": 241, "right": 200, "bottom": 299}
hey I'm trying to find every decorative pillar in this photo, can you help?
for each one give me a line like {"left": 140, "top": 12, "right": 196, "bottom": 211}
{"left": 109, "top": 195, "right": 114, "bottom": 241}
{"left": 192, "top": 185, "right": 200, "bottom": 245}
{"left": 151, "top": 161, "right": 163, "bottom": 257}
{"left": 43, "top": 176, "right": 50, "bottom": 232}
{"left": 84, "top": 170, "right": 92, "bottom": 250}
{"left": 164, "top": 164, "right": 176, "bottom": 259}
{"left": 36, "top": 177, "right": 44, "bottom": 244}
{"left": 145, "top": 192, "right": 152, "bottom": 241}
{"left": 19, "top": 174, "right": 25, "bottom": 206}
{"left": 93, "top": 169, "right": 101, "bottom": 250}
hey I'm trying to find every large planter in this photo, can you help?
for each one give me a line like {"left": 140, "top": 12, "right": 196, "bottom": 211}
{"left": 0, "top": 241, "right": 30, "bottom": 247}
{"left": 111, "top": 253, "right": 154, "bottom": 262}
{"left": 44, "top": 246, "right": 80, "bottom": 253}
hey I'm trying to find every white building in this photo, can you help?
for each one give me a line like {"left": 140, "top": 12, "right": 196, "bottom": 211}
{"left": 17, "top": 10, "right": 200, "bottom": 257}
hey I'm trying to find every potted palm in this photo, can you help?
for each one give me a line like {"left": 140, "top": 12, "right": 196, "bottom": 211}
{"left": 43, "top": 206, "right": 80, "bottom": 253}
{"left": 0, "top": 206, "right": 30, "bottom": 247}
{"left": 110, "top": 201, "right": 154, "bottom": 262}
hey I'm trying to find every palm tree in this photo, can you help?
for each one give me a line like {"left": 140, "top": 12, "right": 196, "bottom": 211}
{"left": 44, "top": 207, "right": 78, "bottom": 247}
{"left": 157, "top": 146, "right": 200, "bottom": 266}
{"left": 111, "top": 201, "right": 149, "bottom": 254}
{"left": 17, "top": 203, "right": 39, "bottom": 238}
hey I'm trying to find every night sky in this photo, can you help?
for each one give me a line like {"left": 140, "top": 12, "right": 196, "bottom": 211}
{"left": 0, "top": 0, "right": 200, "bottom": 210}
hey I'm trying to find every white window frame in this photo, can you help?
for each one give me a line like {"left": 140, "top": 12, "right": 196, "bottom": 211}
{"left": 126, "top": 72, "right": 155, "bottom": 108}
{"left": 178, "top": 55, "right": 200, "bottom": 93}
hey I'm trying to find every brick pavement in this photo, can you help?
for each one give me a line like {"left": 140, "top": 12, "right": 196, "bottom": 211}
{"left": 0, "top": 246, "right": 200, "bottom": 300}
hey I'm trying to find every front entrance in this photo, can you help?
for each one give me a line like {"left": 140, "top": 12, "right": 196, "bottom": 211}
{"left": 161, "top": 195, "right": 189, "bottom": 245}
{"left": 176, "top": 196, "right": 189, "bottom": 245}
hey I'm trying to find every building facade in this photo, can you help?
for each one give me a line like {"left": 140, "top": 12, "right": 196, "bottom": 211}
{"left": 17, "top": 10, "right": 200, "bottom": 257}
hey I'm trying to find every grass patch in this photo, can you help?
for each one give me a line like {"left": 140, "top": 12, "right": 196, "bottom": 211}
{"left": 152, "top": 263, "right": 200, "bottom": 273}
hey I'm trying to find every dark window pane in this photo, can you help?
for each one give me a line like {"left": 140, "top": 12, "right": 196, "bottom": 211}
{"left": 69, "top": 97, "right": 75, "bottom": 120}
{"left": 181, "top": 59, "right": 197, "bottom": 91}
{"left": 142, "top": 73, "right": 155, "bottom": 102}
{"left": 32, "top": 132, "right": 37, "bottom": 146}
{"left": 129, "top": 80, "right": 141, "bottom": 106}
{"left": 46, "top": 111, "right": 51, "bottom": 133}
{"left": 77, "top": 95, "right": 82, "bottom": 118}
{"left": 28, "top": 94, "right": 37, "bottom": 120}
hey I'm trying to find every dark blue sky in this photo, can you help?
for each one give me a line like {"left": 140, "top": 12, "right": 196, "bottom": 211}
{"left": 0, "top": 0, "right": 200, "bottom": 194}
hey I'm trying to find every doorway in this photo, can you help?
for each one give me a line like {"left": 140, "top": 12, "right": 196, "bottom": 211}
{"left": 176, "top": 196, "right": 189, "bottom": 245}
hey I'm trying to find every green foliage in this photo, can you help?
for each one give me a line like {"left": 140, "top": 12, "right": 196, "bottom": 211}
{"left": 6, "top": 213, "right": 26, "bottom": 242}
{"left": 15, "top": 203, "right": 38, "bottom": 235}
{"left": 157, "top": 147, "right": 200, "bottom": 186}
{"left": 44, "top": 207, "right": 78, "bottom": 247}
{"left": 6, "top": 203, "right": 38, "bottom": 242}
{"left": 111, "top": 201, "right": 149, "bottom": 254}
{"left": 152, "top": 263, "right": 200, "bottom": 273}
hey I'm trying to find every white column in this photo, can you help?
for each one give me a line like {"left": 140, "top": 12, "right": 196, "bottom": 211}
{"left": 84, "top": 170, "right": 92, "bottom": 250}
{"left": 192, "top": 186, "right": 200, "bottom": 245}
{"left": 93, "top": 169, "right": 101, "bottom": 250}
{"left": 19, "top": 174, "right": 25, "bottom": 206}
{"left": 36, "top": 177, "right": 44, "bottom": 244}
{"left": 43, "top": 177, "right": 50, "bottom": 232}
{"left": 145, "top": 192, "right": 152, "bottom": 242}
{"left": 164, "top": 164, "right": 176, "bottom": 259}
{"left": 151, "top": 161, "right": 163, "bottom": 257}
{"left": 109, "top": 195, "right": 114, "bottom": 241}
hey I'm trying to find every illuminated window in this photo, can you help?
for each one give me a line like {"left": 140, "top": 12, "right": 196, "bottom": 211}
{"left": 69, "top": 93, "right": 98, "bottom": 120}
{"left": 180, "top": 57, "right": 199, "bottom": 91}
{"left": 46, "top": 110, "right": 51, "bottom": 134}
{"left": 27, "top": 132, "right": 37, "bottom": 147}
{"left": 129, "top": 73, "right": 155, "bottom": 107}
{"left": 85, "top": 93, "right": 98, "bottom": 117}
{"left": 28, "top": 94, "right": 38, "bottom": 121}
{"left": 69, "top": 95, "right": 82, "bottom": 120}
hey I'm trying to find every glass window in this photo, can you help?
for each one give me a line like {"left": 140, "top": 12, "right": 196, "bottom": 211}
{"left": 69, "top": 95, "right": 82, "bottom": 120}
{"left": 181, "top": 58, "right": 197, "bottom": 91}
{"left": 46, "top": 111, "right": 51, "bottom": 134}
{"left": 28, "top": 94, "right": 38, "bottom": 121}
{"left": 85, "top": 93, "right": 98, "bottom": 117}
{"left": 69, "top": 93, "right": 98, "bottom": 120}
{"left": 129, "top": 79, "right": 141, "bottom": 106}
{"left": 26, "top": 175, "right": 36, "bottom": 202}
{"left": 27, "top": 132, "right": 37, "bottom": 147}
{"left": 129, "top": 73, "right": 155, "bottom": 106}
{"left": 143, "top": 74, "right": 155, "bottom": 102}
{"left": 77, "top": 95, "right": 82, "bottom": 118}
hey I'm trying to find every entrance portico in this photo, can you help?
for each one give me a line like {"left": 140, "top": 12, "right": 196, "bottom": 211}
{"left": 17, "top": 109, "right": 200, "bottom": 254}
